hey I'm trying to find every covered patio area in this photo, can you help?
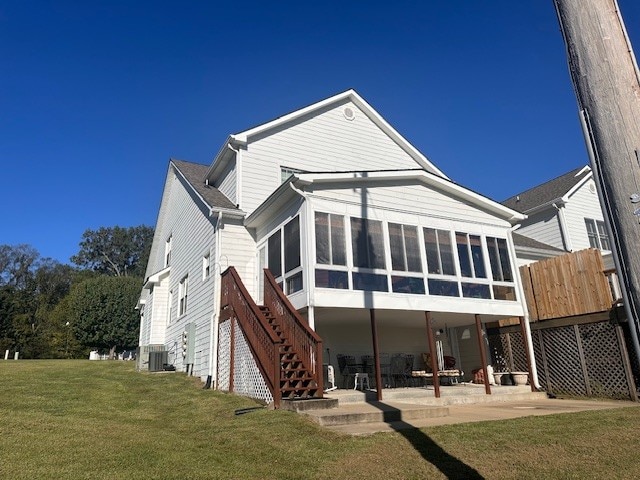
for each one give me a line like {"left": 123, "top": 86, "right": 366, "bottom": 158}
{"left": 312, "top": 306, "right": 537, "bottom": 401}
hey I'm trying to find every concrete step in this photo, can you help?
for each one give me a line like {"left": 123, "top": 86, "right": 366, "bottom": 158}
{"left": 302, "top": 401, "right": 450, "bottom": 427}
{"left": 331, "top": 385, "right": 547, "bottom": 406}
{"left": 281, "top": 397, "right": 338, "bottom": 412}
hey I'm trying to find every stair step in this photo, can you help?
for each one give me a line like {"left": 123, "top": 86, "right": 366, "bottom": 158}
{"left": 303, "top": 401, "right": 450, "bottom": 427}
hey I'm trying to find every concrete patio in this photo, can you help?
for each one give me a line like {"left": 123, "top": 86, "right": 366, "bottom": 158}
{"left": 293, "top": 384, "right": 639, "bottom": 435}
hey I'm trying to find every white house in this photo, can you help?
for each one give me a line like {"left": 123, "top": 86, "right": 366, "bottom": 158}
{"left": 137, "top": 90, "right": 537, "bottom": 405}
{"left": 502, "top": 166, "right": 612, "bottom": 262}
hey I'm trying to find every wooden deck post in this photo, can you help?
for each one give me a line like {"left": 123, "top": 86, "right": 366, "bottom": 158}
{"left": 425, "top": 311, "right": 440, "bottom": 398}
{"left": 475, "top": 314, "right": 491, "bottom": 395}
{"left": 370, "top": 309, "right": 383, "bottom": 401}
{"left": 519, "top": 316, "right": 537, "bottom": 392}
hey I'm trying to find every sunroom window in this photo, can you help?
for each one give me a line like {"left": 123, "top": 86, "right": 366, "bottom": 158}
{"left": 264, "top": 216, "right": 302, "bottom": 295}
{"left": 388, "top": 223, "right": 424, "bottom": 294}
{"left": 315, "top": 213, "right": 347, "bottom": 289}
{"left": 487, "top": 236, "right": 516, "bottom": 300}
{"left": 351, "top": 217, "right": 385, "bottom": 269}
{"left": 423, "top": 228, "right": 455, "bottom": 275}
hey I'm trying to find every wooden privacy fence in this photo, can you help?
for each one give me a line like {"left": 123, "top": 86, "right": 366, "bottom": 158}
{"left": 491, "top": 248, "right": 638, "bottom": 400}
{"left": 519, "top": 249, "right": 613, "bottom": 321}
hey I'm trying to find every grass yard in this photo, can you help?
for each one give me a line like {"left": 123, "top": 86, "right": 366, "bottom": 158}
{"left": 1, "top": 361, "right": 639, "bottom": 479}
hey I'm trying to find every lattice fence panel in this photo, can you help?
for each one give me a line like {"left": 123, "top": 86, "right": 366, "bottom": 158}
{"left": 233, "top": 320, "right": 274, "bottom": 405}
{"left": 488, "top": 333, "right": 510, "bottom": 371}
{"left": 579, "top": 322, "right": 629, "bottom": 399}
{"left": 217, "top": 319, "right": 231, "bottom": 391}
{"left": 508, "top": 331, "right": 528, "bottom": 372}
{"left": 540, "top": 326, "right": 586, "bottom": 396}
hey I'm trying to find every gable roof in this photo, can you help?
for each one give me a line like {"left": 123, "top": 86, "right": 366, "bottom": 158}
{"left": 502, "top": 166, "right": 591, "bottom": 213}
{"left": 205, "top": 89, "right": 448, "bottom": 182}
{"left": 171, "top": 159, "right": 239, "bottom": 212}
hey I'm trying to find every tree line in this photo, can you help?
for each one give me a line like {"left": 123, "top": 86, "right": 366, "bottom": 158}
{"left": 0, "top": 225, "right": 154, "bottom": 359}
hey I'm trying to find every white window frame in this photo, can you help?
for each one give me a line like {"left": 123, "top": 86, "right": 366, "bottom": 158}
{"left": 178, "top": 275, "right": 188, "bottom": 317}
{"left": 164, "top": 235, "right": 172, "bottom": 267}
{"left": 202, "top": 252, "right": 211, "bottom": 281}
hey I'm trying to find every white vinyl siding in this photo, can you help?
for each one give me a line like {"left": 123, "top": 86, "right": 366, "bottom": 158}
{"left": 563, "top": 180, "right": 609, "bottom": 251}
{"left": 139, "top": 170, "right": 218, "bottom": 379}
{"left": 214, "top": 157, "right": 237, "bottom": 206}
{"left": 516, "top": 209, "right": 565, "bottom": 250}
{"left": 239, "top": 100, "right": 425, "bottom": 214}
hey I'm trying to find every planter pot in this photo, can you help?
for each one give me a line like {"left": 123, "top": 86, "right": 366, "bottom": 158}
{"left": 493, "top": 373, "right": 505, "bottom": 385}
{"left": 511, "top": 372, "right": 529, "bottom": 386}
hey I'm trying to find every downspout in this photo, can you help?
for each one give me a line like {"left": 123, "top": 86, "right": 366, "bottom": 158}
{"left": 553, "top": 202, "right": 573, "bottom": 252}
{"left": 289, "top": 180, "right": 315, "bottom": 329}
{"left": 228, "top": 143, "right": 242, "bottom": 209}
{"left": 206, "top": 210, "right": 224, "bottom": 389}
{"left": 507, "top": 223, "right": 541, "bottom": 389}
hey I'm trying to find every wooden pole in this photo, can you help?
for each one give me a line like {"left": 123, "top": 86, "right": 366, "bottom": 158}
{"left": 370, "top": 309, "right": 383, "bottom": 401}
{"left": 425, "top": 312, "right": 441, "bottom": 398}
{"left": 475, "top": 314, "right": 491, "bottom": 395}
{"left": 553, "top": 0, "right": 640, "bottom": 365}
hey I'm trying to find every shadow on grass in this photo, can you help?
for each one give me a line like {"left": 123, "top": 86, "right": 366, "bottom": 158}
{"left": 370, "top": 401, "right": 483, "bottom": 480}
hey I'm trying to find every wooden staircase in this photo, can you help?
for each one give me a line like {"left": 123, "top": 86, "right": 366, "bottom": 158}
{"left": 259, "top": 306, "right": 321, "bottom": 400}
{"left": 219, "top": 266, "right": 323, "bottom": 408}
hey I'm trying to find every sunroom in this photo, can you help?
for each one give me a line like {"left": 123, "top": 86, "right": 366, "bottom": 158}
{"left": 245, "top": 170, "right": 534, "bottom": 395}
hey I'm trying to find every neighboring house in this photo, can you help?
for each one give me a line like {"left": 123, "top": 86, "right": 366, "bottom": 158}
{"left": 137, "top": 90, "right": 535, "bottom": 403}
{"left": 502, "top": 166, "right": 612, "bottom": 264}
{"left": 503, "top": 165, "right": 618, "bottom": 297}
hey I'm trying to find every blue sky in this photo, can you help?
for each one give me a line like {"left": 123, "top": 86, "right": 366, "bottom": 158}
{"left": 2, "top": 1, "right": 639, "bottom": 264}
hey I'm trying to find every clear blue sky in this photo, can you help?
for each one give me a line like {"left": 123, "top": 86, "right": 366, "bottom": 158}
{"left": 2, "top": 1, "right": 639, "bottom": 264}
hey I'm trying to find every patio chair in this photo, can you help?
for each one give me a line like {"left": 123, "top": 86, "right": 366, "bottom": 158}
{"left": 390, "top": 354, "right": 413, "bottom": 387}
{"left": 336, "top": 354, "right": 362, "bottom": 388}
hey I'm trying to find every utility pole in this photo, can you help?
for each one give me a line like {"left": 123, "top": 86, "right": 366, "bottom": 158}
{"left": 553, "top": 0, "right": 640, "bottom": 368}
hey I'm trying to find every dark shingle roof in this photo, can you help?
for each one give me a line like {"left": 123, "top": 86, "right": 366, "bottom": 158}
{"left": 512, "top": 232, "right": 564, "bottom": 252}
{"left": 502, "top": 167, "right": 590, "bottom": 213}
{"left": 171, "top": 159, "right": 237, "bottom": 210}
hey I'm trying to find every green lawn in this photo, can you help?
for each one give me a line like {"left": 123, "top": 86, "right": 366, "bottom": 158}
{"left": 1, "top": 360, "right": 638, "bottom": 479}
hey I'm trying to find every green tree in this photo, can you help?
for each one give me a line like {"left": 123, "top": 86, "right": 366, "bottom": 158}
{"left": 71, "top": 225, "right": 154, "bottom": 278}
{"left": 66, "top": 276, "right": 141, "bottom": 358}
{"left": 0, "top": 246, "right": 79, "bottom": 358}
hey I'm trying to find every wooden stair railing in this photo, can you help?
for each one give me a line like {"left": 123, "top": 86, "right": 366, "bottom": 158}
{"left": 262, "top": 269, "right": 324, "bottom": 400}
{"left": 219, "top": 267, "right": 324, "bottom": 407}
{"left": 220, "top": 267, "right": 282, "bottom": 408}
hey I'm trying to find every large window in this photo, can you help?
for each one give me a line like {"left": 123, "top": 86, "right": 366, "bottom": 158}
{"left": 312, "top": 211, "right": 517, "bottom": 301}
{"left": 456, "top": 232, "right": 486, "bottom": 279}
{"left": 265, "top": 216, "right": 302, "bottom": 295}
{"left": 486, "top": 237, "right": 515, "bottom": 300}
{"left": 315, "top": 213, "right": 348, "bottom": 289}
{"left": 268, "top": 230, "right": 282, "bottom": 278}
{"left": 423, "top": 228, "right": 455, "bottom": 275}
{"left": 388, "top": 223, "right": 423, "bottom": 294}
{"left": 456, "top": 232, "right": 489, "bottom": 299}
{"left": 315, "top": 213, "right": 346, "bottom": 265}
{"left": 585, "top": 219, "right": 610, "bottom": 250}
{"left": 388, "top": 223, "right": 422, "bottom": 272}
{"left": 351, "top": 218, "right": 385, "bottom": 269}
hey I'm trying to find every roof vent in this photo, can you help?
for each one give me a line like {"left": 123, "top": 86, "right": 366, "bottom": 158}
{"left": 343, "top": 106, "right": 355, "bottom": 121}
